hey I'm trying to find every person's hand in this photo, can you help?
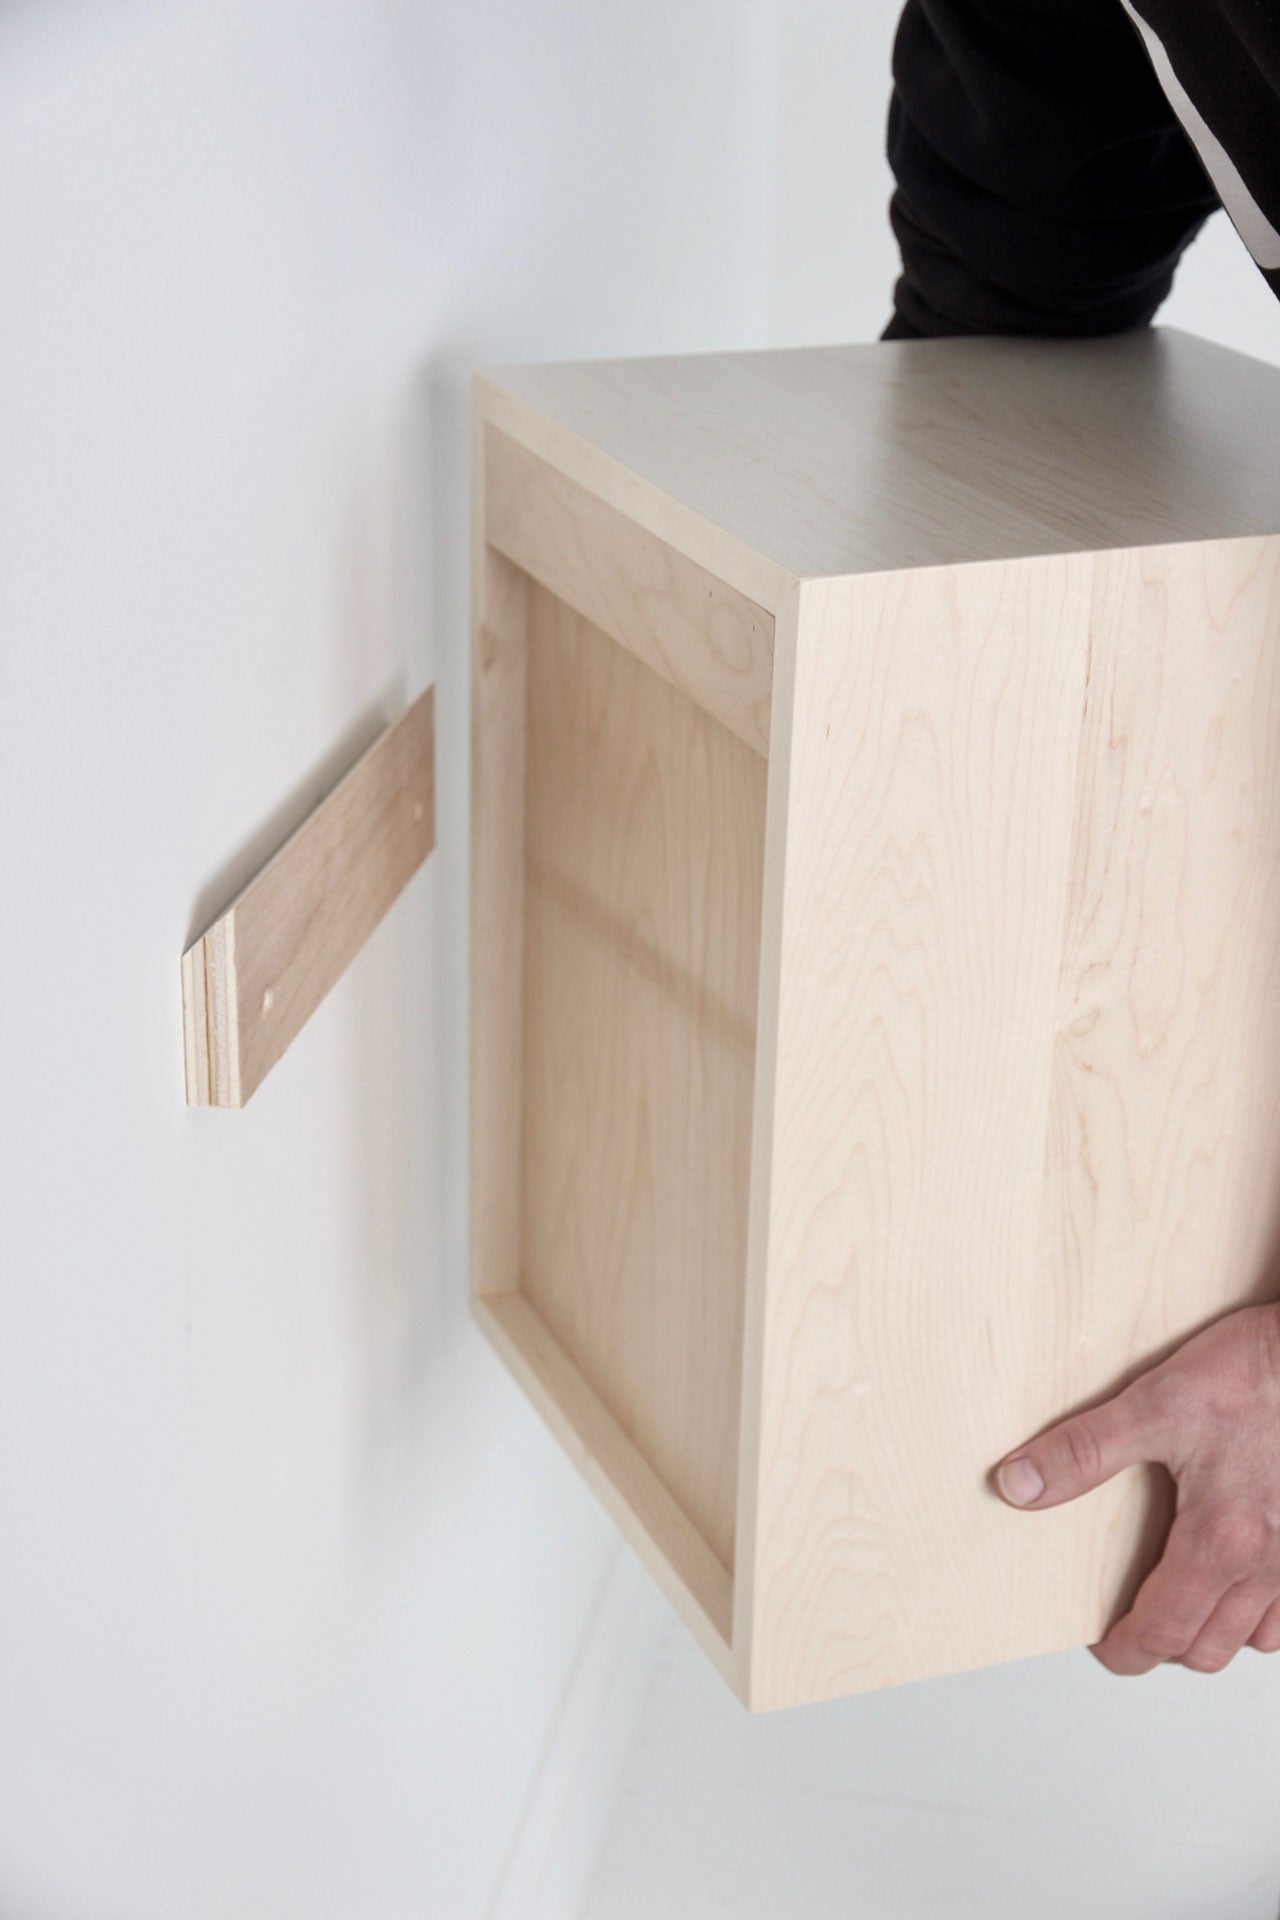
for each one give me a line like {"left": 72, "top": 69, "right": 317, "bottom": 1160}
{"left": 994, "top": 1303, "right": 1280, "bottom": 1674}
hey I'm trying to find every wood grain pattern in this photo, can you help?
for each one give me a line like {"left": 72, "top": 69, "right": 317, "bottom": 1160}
{"left": 480, "top": 329, "right": 1280, "bottom": 585}
{"left": 743, "top": 539, "right": 1280, "bottom": 1708}
{"left": 474, "top": 369, "right": 796, "bottom": 616}
{"left": 182, "top": 687, "right": 434, "bottom": 1108}
{"left": 485, "top": 426, "right": 773, "bottom": 756}
{"left": 520, "top": 584, "right": 766, "bottom": 1572}
{"left": 469, "top": 372, "right": 764, "bottom": 1659}
{"left": 471, "top": 335, "right": 1280, "bottom": 1710}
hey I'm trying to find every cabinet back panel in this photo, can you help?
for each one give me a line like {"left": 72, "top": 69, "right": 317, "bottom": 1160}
{"left": 520, "top": 583, "right": 767, "bottom": 1571}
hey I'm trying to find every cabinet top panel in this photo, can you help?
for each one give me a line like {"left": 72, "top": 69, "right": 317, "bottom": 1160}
{"left": 478, "top": 328, "right": 1280, "bottom": 586}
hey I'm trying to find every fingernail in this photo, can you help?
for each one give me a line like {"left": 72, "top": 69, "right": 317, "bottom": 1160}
{"left": 997, "top": 1456, "right": 1044, "bottom": 1507}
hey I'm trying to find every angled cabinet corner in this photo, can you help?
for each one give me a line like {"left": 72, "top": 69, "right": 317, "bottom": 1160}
{"left": 469, "top": 329, "right": 1280, "bottom": 1710}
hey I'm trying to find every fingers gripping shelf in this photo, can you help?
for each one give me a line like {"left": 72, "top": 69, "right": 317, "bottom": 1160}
{"left": 470, "top": 329, "right": 1280, "bottom": 1710}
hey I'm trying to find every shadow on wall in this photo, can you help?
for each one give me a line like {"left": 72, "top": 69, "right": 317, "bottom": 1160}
{"left": 339, "top": 351, "right": 474, "bottom": 1493}
{"left": 180, "top": 352, "right": 465, "bottom": 1498}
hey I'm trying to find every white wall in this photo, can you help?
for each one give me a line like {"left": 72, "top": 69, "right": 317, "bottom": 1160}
{"left": 8, "top": 5, "right": 1280, "bottom": 1919}
{"left": 0, "top": 4, "right": 771, "bottom": 1916}
{"left": 579, "top": 10, "right": 1280, "bottom": 1919}
{"left": 767, "top": 0, "right": 901, "bottom": 346}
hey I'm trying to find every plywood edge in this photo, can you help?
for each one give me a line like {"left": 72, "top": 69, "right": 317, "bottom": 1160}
{"left": 484, "top": 425, "right": 774, "bottom": 757}
{"left": 730, "top": 583, "right": 805, "bottom": 1709}
{"left": 181, "top": 907, "right": 241, "bottom": 1106}
{"left": 181, "top": 939, "right": 208, "bottom": 1104}
{"left": 469, "top": 390, "right": 531, "bottom": 1304}
{"left": 475, "top": 1291, "right": 740, "bottom": 1689}
{"left": 812, "top": 531, "right": 1280, "bottom": 598}
{"left": 472, "top": 370, "right": 797, "bottom": 616}
{"left": 181, "top": 688, "right": 435, "bottom": 1110}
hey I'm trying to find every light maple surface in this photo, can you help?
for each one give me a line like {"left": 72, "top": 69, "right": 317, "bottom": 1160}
{"left": 485, "top": 428, "right": 773, "bottom": 755}
{"left": 477, "top": 328, "right": 1280, "bottom": 590}
{"left": 470, "top": 327, "right": 1280, "bottom": 1708}
{"left": 183, "top": 687, "right": 435, "bottom": 1108}
{"left": 520, "top": 583, "right": 766, "bottom": 1573}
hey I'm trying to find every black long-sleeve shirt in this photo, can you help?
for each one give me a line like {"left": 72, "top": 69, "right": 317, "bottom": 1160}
{"left": 883, "top": 0, "right": 1280, "bottom": 339}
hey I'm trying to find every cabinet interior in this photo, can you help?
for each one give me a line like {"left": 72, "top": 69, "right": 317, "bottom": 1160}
{"left": 478, "top": 574, "right": 769, "bottom": 1649}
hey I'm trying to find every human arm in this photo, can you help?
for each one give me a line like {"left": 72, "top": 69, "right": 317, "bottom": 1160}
{"left": 883, "top": 0, "right": 1220, "bottom": 339}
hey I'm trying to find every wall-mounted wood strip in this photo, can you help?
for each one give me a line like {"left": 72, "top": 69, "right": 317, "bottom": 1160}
{"left": 485, "top": 426, "right": 774, "bottom": 757}
{"left": 182, "top": 686, "right": 435, "bottom": 1108}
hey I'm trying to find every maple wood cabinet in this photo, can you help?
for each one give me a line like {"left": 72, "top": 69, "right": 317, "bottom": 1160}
{"left": 470, "top": 327, "right": 1280, "bottom": 1709}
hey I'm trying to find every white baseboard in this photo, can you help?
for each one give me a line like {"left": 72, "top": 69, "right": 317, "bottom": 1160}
{"left": 487, "top": 1544, "right": 665, "bottom": 1920}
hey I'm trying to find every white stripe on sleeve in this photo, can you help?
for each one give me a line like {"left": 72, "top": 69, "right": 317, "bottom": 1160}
{"left": 1121, "top": 0, "right": 1280, "bottom": 270}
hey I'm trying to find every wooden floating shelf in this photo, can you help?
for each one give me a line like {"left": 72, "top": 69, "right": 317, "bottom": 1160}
{"left": 183, "top": 686, "right": 435, "bottom": 1108}
{"left": 471, "top": 328, "right": 1280, "bottom": 1710}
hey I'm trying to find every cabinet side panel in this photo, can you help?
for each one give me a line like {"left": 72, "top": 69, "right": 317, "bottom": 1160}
{"left": 521, "top": 584, "right": 767, "bottom": 1572}
{"left": 749, "top": 556, "right": 1097, "bottom": 1707}
{"left": 1040, "top": 538, "right": 1280, "bottom": 1535}
{"left": 752, "top": 539, "right": 1280, "bottom": 1707}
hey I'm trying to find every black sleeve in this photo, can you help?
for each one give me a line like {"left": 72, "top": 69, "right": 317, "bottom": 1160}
{"left": 882, "top": 0, "right": 1222, "bottom": 339}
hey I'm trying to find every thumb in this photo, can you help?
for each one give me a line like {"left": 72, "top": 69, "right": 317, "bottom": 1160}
{"left": 995, "top": 1386, "right": 1153, "bottom": 1510}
